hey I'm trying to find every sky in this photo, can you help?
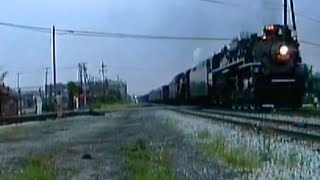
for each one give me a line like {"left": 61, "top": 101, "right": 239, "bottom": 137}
{"left": 0, "top": 0, "right": 319, "bottom": 95}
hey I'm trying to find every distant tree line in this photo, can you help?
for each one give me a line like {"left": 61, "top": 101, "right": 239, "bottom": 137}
{"left": 306, "top": 66, "right": 320, "bottom": 103}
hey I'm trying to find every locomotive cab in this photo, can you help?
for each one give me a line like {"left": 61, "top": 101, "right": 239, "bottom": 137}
{"left": 254, "top": 24, "right": 306, "bottom": 108}
{"left": 262, "top": 24, "right": 295, "bottom": 41}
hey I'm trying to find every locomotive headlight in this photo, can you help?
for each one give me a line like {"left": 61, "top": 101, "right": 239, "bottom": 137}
{"left": 279, "top": 45, "right": 289, "bottom": 55}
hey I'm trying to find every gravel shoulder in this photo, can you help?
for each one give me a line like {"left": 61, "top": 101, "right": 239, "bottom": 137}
{"left": 3, "top": 107, "right": 316, "bottom": 179}
{"left": 0, "top": 108, "right": 239, "bottom": 180}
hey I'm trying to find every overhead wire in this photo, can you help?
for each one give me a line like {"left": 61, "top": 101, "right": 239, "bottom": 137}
{"left": 199, "top": 0, "right": 320, "bottom": 48}
{"left": 0, "top": 21, "right": 231, "bottom": 41}
{"left": 0, "top": 2, "right": 318, "bottom": 47}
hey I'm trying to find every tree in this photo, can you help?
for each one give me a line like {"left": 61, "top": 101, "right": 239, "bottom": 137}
{"left": 67, "top": 82, "right": 81, "bottom": 109}
{"left": 0, "top": 71, "right": 8, "bottom": 82}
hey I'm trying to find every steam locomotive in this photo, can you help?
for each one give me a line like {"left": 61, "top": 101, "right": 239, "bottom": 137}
{"left": 146, "top": 24, "right": 308, "bottom": 109}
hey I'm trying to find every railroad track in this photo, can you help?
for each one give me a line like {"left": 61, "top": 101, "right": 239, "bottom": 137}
{"left": 201, "top": 109, "right": 320, "bottom": 130}
{"left": 0, "top": 104, "right": 156, "bottom": 126}
{"left": 167, "top": 106, "right": 320, "bottom": 143}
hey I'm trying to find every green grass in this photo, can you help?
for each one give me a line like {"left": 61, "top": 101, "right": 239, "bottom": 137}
{"left": 197, "top": 130, "right": 211, "bottom": 140}
{"left": 0, "top": 127, "right": 26, "bottom": 139}
{"left": 164, "top": 119, "right": 182, "bottom": 135}
{"left": 100, "top": 103, "right": 140, "bottom": 110}
{"left": 200, "top": 135, "right": 262, "bottom": 172}
{"left": 91, "top": 102, "right": 140, "bottom": 112}
{"left": 0, "top": 155, "right": 56, "bottom": 180}
{"left": 276, "top": 106, "right": 320, "bottom": 117}
{"left": 17, "top": 155, "right": 56, "bottom": 180}
{"left": 122, "top": 139, "right": 176, "bottom": 180}
{"left": 274, "top": 152, "right": 299, "bottom": 169}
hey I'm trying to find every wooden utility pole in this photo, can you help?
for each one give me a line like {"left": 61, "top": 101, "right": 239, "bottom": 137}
{"left": 99, "top": 62, "right": 107, "bottom": 97}
{"left": 17, "top": 73, "right": 21, "bottom": 115}
{"left": 44, "top": 67, "right": 49, "bottom": 99}
{"left": 17, "top": 73, "right": 20, "bottom": 90}
{"left": 283, "top": 0, "right": 288, "bottom": 26}
{"left": 44, "top": 67, "right": 49, "bottom": 111}
{"left": 51, "top": 26, "right": 57, "bottom": 98}
{"left": 78, "top": 63, "right": 83, "bottom": 108}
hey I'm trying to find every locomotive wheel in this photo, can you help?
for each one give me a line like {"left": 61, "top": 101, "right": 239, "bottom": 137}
{"left": 237, "top": 104, "right": 242, "bottom": 110}
{"left": 243, "top": 104, "right": 249, "bottom": 110}
{"left": 232, "top": 103, "right": 237, "bottom": 110}
{"left": 249, "top": 104, "right": 256, "bottom": 111}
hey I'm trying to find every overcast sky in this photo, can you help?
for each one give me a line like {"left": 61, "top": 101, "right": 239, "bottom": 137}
{"left": 0, "top": 0, "right": 318, "bottom": 95}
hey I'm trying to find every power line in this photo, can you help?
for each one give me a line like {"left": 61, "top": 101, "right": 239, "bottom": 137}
{"left": 200, "top": 0, "right": 320, "bottom": 25}
{"left": 199, "top": 0, "right": 240, "bottom": 6}
{"left": 0, "top": 18, "right": 320, "bottom": 47}
{"left": 300, "top": 40, "right": 320, "bottom": 48}
{"left": 0, "top": 21, "right": 231, "bottom": 41}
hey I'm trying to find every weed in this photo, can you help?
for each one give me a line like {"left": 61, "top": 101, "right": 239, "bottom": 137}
{"left": 260, "top": 133, "right": 273, "bottom": 162}
{"left": 197, "top": 130, "right": 211, "bottom": 140}
{"left": 165, "top": 120, "right": 182, "bottom": 135}
{"left": 17, "top": 155, "right": 56, "bottom": 180}
{"left": 122, "top": 139, "right": 176, "bottom": 180}
{"left": 201, "top": 136, "right": 262, "bottom": 172}
{"left": 0, "top": 127, "right": 25, "bottom": 138}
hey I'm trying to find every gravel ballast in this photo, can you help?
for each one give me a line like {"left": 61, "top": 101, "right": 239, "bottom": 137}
{"left": 157, "top": 110, "right": 320, "bottom": 179}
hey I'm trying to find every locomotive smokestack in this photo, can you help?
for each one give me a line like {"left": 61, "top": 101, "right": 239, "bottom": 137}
{"left": 289, "top": 0, "right": 297, "bottom": 31}
{"left": 261, "top": 0, "right": 282, "bottom": 26}
{"left": 193, "top": 48, "right": 202, "bottom": 67}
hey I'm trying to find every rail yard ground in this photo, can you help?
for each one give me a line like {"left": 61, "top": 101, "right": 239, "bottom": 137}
{"left": 0, "top": 106, "right": 319, "bottom": 180}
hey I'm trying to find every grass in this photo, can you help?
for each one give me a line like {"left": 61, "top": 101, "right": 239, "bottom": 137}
{"left": 275, "top": 106, "right": 320, "bottom": 117}
{"left": 18, "top": 155, "right": 56, "bottom": 180}
{"left": 197, "top": 130, "right": 211, "bottom": 140}
{"left": 0, "top": 126, "right": 26, "bottom": 139}
{"left": 199, "top": 134, "right": 262, "bottom": 172}
{"left": 163, "top": 119, "right": 182, "bottom": 135}
{"left": 0, "top": 155, "right": 56, "bottom": 180}
{"left": 275, "top": 151, "right": 299, "bottom": 169}
{"left": 100, "top": 103, "right": 140, "bottom": 110}
{"left": 91, "top": 102, "right": 140, "bottom": 112}
{"left": 122, "top": 139, "right": 176, "bottom": 180}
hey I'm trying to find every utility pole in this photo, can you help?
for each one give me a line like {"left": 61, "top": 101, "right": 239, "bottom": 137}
{"left": 44, "top": 67, "right": 49, "bottom": 99}
{"left": 82, "top": 63, "right": 88, "bottom": 107}
{"left": 78, "top": 63, "right": 83, "bottom": 108}
{"left": 283, "top": 0, "right": 288, "bottom": 26}
{"left": 17, "top": 73, "right": 21, "bottom": 115}
{"left": 99, "top": 62, "right": 107, "bottom": 97}
{"left": 78, "top": 62, "right": 88, "bottom": 108}
{"left": 44, "top": 67, "right": 49, "bottom": 111}
{"left": 51, "top": 25, "right": 57, "bottom": 98}
{"left": 116, "top": 75, "right": 121, "bottom": 98}
{"left": 17, "top": 73, "right": 20, "bottom": 90}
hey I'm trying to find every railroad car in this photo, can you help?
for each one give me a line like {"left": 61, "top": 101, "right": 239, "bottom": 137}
{"left": 189, "top": 59, "right": 211, "bottom": 105}
{"left": 168, "top": 73, "right": 184, "bottom": 104}
{"left": 148, "top": 88, "right": 162, "bottom": 103}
